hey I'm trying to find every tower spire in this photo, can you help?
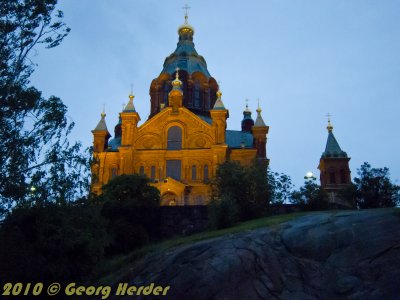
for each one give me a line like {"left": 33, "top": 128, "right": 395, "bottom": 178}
{"left": 254, "top": 99, "right": 266, "bottom": 127}
{"left": 93, "top": 108, "right": 109, "bottom": 132}
{"left": 326, "top": 113, "right": 333, "bottom": 132}
{"left": 213, "top": 88, "right": 225, "bottom": 109}
{"left": 124, "top": 87, "right": 136, "bottom": 112}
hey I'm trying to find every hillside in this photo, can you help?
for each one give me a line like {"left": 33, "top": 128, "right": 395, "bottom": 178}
{"left": 108, "top": 209, "right": 400, "bottom": 299}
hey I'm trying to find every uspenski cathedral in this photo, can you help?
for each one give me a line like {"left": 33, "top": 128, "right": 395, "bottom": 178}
{"left": 90, "top": 13, "right": 269, "bottom": 205}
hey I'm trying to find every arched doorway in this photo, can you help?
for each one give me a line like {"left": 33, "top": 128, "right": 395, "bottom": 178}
{"left": 161, "top": 192, "right": 177, "bottom": 206}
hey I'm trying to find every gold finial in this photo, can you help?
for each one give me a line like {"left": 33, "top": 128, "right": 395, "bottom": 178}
{"left": 129, "top": 83, "right": 134, "bottom": 99}
{"left": 326, "top": 113, "right": 333, "bottom": 132}
{"left": 216, "top": 80, "right": 222, "bottom": 98}
{"left": 182, "top": 4, "right": 190, "bottom": 24}
{"left": 172, "top": 67, "right": 182, "bottom": 88}
{"left": 245, "top": 99, "right": 251, "bottom": 112}
{"left": 256, "top": 99, "right": 262, "bottom": 113}
{"left": 101, "top": 104, "right": 106, "bottom": 118}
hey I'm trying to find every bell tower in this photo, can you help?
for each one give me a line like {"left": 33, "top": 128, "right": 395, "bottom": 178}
{"left": 318, "top": 116, "right": 352, "bottom": 205}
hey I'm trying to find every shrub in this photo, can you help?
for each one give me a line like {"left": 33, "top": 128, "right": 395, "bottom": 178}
{"left": 99, "top": 174, "right": 160, "bottom": 255}
{"left": 0, "top": 203, "right": 108, "bottom": 283}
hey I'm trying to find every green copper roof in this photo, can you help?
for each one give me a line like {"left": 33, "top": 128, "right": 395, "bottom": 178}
{"left": 322, "top": 132, "right": 348, "bottom": 158}
{"left": 161, "top": 23, "right": 211, "bottom": 77}
{"left": 226, "top": 130, "right": 254, "bottom": 148}
{"left": 108, "top": 137, "right": 121, "bottom": 151}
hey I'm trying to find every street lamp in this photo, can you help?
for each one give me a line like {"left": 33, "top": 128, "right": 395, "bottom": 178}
{"left": 304, "top": 172, "right": 316, "bottom": 181}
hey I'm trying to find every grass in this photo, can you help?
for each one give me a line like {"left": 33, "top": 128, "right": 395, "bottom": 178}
{"left": 94, "top": 211, "right": 310, "bottom": 284}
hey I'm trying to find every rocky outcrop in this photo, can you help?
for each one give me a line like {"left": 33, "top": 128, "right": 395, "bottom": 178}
{"left": 114, "top": 209, "right": 400, "bottom": 299}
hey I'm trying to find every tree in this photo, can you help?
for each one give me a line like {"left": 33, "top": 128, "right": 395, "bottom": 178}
{"left": 268, "top": 171, "right": 294, "bottom": 204}
{"left": 209, "top": 160, "right": 271, "bottom": 228}
{"left": 353, "top": 162, "right": 400, "bottom": 208}
{"left": 290, "top": 178, "right": 329, "bottom": 211}
{"left": 98, "top": 174, "right": 161, "bottom": 255}
{"left": 0, "top": 0, "right": 88, "bottom": 213}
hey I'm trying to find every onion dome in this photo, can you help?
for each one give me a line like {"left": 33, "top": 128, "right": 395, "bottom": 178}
{"left": 114, "top": 115, "right": 122, "bottom": 138}
{"left": 161, "top": 15, "right": 210, "bottom": 77}
{"left": 241, "top": 100, "right": 254, "bottom": 132}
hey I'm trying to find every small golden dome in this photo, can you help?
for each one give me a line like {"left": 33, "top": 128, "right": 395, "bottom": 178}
{"left": 178, "top": 14, "right": 195, "bottom": 35}
{"left": 172, "top": 68, "right": 182, "bottom": 88}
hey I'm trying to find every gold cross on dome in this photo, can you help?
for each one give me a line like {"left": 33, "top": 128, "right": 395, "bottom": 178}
{"left": 182, "top": 4, "right": 190, "bottom": 22}
{"left": 130, "top": 83, "right": 134, "bottom": 95}
{"left": 183, "top": 4, "right": 191, "bottom": 17}
{"left": 326, "top": 113, "right": 332, "bottom": 122}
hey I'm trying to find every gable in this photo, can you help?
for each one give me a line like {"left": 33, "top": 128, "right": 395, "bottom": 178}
{"left": 134, "top": 107, "right": 214, "bottom": 149}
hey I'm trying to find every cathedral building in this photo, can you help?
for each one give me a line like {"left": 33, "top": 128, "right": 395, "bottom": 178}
{"left": 91, "top": 15, "right": 269, "bottom": 206}
{"left": 318, "top": 118, "right": 352, "bottom": 206}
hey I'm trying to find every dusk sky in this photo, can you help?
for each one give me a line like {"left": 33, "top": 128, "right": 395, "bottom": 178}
{"left": 30, "top": 1, "right": 400, "bottom": 188}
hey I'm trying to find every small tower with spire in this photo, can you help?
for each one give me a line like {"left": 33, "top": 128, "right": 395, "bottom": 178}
{"left": 251, "top": 100, "right": 269, "bottom": 160}
{"left": 92, "top": 110, "right": 111, "bottom": 152}
{"left": 241, "top": 99, "right": 254, "bottom": 132}
{"left": 318, "top": 116, "right": 352, "bottom": 205}
{"left": 210, "top": 88, "right": 229, "bottom": 144}
{"left": 120, "top": 91, "right": 141, "bottom": 146}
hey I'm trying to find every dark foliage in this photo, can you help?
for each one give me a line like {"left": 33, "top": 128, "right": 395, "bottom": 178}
{"left": 209, "top": 160, "right": 271, "bottom": 228}
{"left": 291, "top": 179, "right": 329, "bottom": 211}
{"left": 268, "top": 171, "right": 295, "bottom": 204}
{"left": 353, "top": 162, "right": 399, "bottom": 208}
{"left": 0, "top": 0, "right": 88, "bottom": 215}
{"left": 0, "top": 203, "right": 109, "bottom": 283}
{"left": 98, "top": 174, "right": 161, "bottom": 255}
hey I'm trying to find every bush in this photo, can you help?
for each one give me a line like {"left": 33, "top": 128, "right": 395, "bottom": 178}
{"left": 0, "top": 203, "right": 108, "bottom": 283}
{"left": 98, "top": 174, "right": 160, "bottom": 255}
{"left": 209, "top": 160, "right": 271, "bottom": 229}
{"left": 291, "top": 180, "right": 329, "bottom": 211}
{"left": 209, "top": 194, "right": 239, "bottom": 229}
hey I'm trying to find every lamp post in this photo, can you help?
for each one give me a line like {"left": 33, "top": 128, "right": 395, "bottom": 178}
{"left": 304, "top": 172, "right": 316, "bottom": 181}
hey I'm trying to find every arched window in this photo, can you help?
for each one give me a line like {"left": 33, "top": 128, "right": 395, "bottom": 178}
{"left": 167, "top": 126, "right": 182, "bottom": 150}
{"left": 204, "top": 165, "right": 209, "bottom": 182}
{"left": 139, "top": 166, "right": 145, "bottom": 176}
{"left": 151, "top": 166, "right": 156, "bottom": 181}
{"left": 192, "top": 165, "right": 197, "bottom": 180}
